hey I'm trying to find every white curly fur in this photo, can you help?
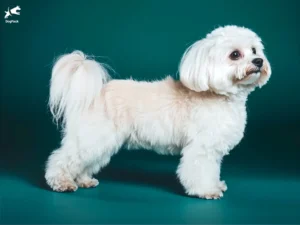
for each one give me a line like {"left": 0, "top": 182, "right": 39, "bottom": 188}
{"left": 45, "top": 25, "right": 271, "bottom": 199}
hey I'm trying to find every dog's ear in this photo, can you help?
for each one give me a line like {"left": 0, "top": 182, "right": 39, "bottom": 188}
{"left": 257, "top": 58, "right": 271, "bottom": 88}
{"left": 179, "top": 39, "right": 212, "bottom": 92}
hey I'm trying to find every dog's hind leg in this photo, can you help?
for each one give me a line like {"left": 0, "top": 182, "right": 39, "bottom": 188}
{"left": 73, "top": 115, "right": 124, "bottom": 189}
{"left": 45, "top": 131, "right": 121, "bottom": 192}
{"left": 45, "top": 140, "right": 81, "bottom": 192}
{"left": 45, "top": 106, "right": 126, "bottom": 192}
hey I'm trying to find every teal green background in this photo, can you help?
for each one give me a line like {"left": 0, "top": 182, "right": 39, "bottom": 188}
{"left": 1, "top": 0, "right": 300, "bottom": 224}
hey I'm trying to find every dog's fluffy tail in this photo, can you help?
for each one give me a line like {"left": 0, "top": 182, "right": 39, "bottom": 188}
{"left": 49, "top": 50, "right": 110, "bottom": 126}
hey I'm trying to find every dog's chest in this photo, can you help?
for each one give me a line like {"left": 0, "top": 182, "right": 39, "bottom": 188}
{"left": 190, "top": 100, "right": 247, "bottom": 154}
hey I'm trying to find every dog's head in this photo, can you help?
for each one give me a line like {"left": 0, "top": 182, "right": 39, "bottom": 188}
{"left": 179, "top": 25, "right": 271, "bottom": 95}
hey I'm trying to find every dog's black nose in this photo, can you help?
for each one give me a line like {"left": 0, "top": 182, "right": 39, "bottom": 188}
{"left": 252, "top": 58, "right": 263, "bottom": 68}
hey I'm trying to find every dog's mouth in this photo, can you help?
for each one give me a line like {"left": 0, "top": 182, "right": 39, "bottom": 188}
{"left": 234, "top": 68, "right": 261, "bottom": 85}
{"left": 245, "top": 69, "right": 261, "bottom": 76}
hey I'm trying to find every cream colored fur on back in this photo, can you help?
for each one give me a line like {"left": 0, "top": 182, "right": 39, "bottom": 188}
{"left": 102, "top": 77, "right": 246, "bottom": 156}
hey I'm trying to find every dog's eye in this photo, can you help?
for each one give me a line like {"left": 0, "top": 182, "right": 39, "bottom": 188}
{"left": 229, "top": 50, "right": 241, "bottom": 60}
{"left": 252, "top": 47, "right": 256, "bottom": 54}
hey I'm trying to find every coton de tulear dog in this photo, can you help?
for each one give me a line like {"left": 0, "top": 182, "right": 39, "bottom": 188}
{"left": 45, "top": 25, "right": 271, "bottom": 199}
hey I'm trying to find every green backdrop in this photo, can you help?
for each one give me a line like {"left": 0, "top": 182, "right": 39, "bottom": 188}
{"left": 1, "top": 0, "right": 299, "bottom": 224}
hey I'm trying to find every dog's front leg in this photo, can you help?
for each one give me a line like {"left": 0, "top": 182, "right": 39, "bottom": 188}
{"left": 177, "top": 144, "right": 226, "bottom": 199}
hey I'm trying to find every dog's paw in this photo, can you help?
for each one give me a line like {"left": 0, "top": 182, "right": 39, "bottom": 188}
{"left": 46, "top": 176, "right": 78, "bottom": 192}
{"left": 218, "top": 180, "right": 227, "bottom": 192}
{"left": 198, "top": 188, "right": 224, "bottom": 200}
{"left": 76, "top": 177, "right": 99, "bottom": 188}
{"left": 187, "top": 185, "right": 224, "bottom": 200}
{"left": 202, "top": 191, "right": 223, "bottom": 200}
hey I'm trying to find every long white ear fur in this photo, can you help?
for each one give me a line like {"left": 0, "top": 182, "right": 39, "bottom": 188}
{"left": 179, "top": 40, "right": 212, "bottom": 92}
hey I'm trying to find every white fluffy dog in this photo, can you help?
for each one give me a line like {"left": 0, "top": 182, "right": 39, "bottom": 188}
{"left": 45, "top": 25, "right": 271, "bottom": 199}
